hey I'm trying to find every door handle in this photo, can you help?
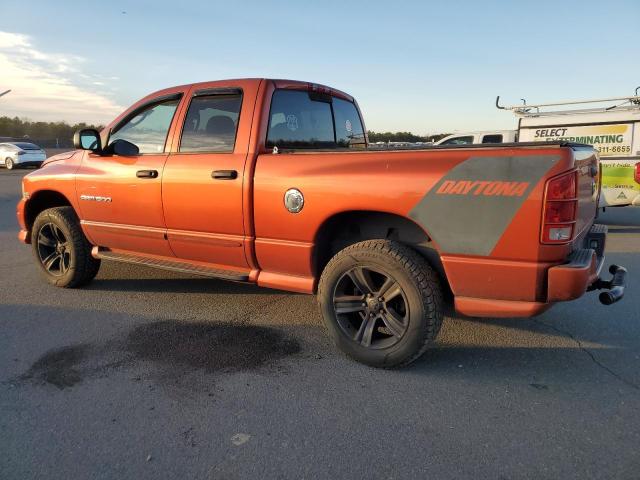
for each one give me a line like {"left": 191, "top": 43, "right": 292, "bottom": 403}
{"left": 136, "top": 170, "right": 158, "bottom": 178}
{"left": 212, "top": 170, "right": 238, "bottom": 180}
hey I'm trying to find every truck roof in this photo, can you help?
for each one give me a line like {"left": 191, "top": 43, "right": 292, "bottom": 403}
{"left": 144, "top": 78, "right": 355, "bottom": 103}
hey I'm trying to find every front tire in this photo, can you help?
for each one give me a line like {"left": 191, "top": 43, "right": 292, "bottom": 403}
{"left": 5, "top": 157, "right": 14, "bottom": 170}
{"left": 318, "top": 240, "right": 444, "bottom": 368}
{"left": 31, "top": 207, "right": 101, "bottom": 287}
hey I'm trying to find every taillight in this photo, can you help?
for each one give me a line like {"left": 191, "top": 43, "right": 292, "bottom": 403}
{"left": 542, "top": 170, "right": 578, "bottom": 244}
{"left": 544, "top": 201, "right": 576, "bottom": 223}
{"left": 635, "top": 163, "right": 640, "bottom": 185}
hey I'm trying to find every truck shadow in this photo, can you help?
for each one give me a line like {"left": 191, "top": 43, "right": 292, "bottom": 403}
{"left": 3, "top": 302, "right": 636, "bottom": 393}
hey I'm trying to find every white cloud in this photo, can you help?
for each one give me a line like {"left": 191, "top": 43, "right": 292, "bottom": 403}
{"left": 0, "top": 31, "right": 124, "bottom": 124}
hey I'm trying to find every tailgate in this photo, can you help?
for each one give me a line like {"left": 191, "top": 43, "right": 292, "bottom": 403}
{"left": 573, "top": 146, "right": 600, "bottom": 241}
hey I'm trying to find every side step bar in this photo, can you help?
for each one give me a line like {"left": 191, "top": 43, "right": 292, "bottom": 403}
{"left": 94, "top": 248, "right": 249, "bottom": 282}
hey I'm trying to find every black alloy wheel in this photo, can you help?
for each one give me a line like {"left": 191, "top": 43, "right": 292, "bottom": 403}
{"left": 31, "top": 207, "right": 101, "bottom": 287}
{"left": 318, "top": 240, "right": 444, "bottom": 368}
{"left": 36, "top": 222, "right": 71, "bottom": 276}
{"left": 333, "top": 266, "right": 409, "bottom": 349}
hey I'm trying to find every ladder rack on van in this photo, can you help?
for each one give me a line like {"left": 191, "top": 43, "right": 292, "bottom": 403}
{"left": 495, "top": 88, "right": 640, "bottom": 117}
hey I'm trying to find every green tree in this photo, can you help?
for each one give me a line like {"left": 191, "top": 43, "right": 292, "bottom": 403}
{"left": 367, "top": 131, "right": 450, "bottom": 143}
{"left": 0, "top": 117, "right": 103, "bottom": 148}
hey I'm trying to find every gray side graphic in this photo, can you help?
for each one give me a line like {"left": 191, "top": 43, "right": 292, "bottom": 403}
{"left": 409, "top": 155, "right": 560, "bottom": 256}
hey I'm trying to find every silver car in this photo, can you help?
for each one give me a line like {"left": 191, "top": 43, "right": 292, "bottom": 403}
{"left": 0, "top": 142, "right": 46, "bottom": 170}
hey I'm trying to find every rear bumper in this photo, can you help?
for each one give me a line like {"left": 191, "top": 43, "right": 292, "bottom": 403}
{"left": 454, "top": 224, "right": 625, "bottom": 317}
{"left": 547, "top": 248, "right": 600, "bottom": 302}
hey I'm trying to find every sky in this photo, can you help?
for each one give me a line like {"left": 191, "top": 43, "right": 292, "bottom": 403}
{"left": 0, "top": 0, "right": 638, "bottom": 134}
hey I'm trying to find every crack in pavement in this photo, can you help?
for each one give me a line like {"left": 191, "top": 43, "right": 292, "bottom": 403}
{"left": 534, "top": 318, "right": 639, "bottom": 391}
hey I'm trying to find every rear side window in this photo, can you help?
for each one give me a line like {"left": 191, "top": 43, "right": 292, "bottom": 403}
{"left": 180, "top": 94, "right": 242, "bottom": 152}
{"left": 109, "top": 98, "right": 180, "bottom": 154}
{"left": 482, "top": 134, "right": 503, "bottom": 144}
{"left": 333, "top": 98, "right": 365, "bottom": 147}
{"left": 267, "top": 89, "right": 365, "bottom": 149}
{"left": 441, "top": 136, "right": 474, "bottom": 145}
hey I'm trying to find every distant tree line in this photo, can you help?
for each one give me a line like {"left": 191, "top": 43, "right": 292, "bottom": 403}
{"left": 0, "top": 117, "right": 103, "bottom": 148}
{"left": 367, "top": 131, "right": 450, "bottom": 143}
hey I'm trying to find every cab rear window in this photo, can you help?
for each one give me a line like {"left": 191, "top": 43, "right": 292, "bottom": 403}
{"left": 267, "top": 90, "right": 365, "bottom": 149}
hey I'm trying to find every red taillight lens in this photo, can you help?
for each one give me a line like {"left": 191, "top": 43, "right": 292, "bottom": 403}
{"left": 544, "top": 201, "right": 576, "bottom": 223}
{"left": 542, "top": 171, "right": 578, "bottom": 244}
{"left": 634, "top": 163, "right": 640, "bottom": 185}
{"left": 547, "top": 171, "right": 576, "bottom": 199}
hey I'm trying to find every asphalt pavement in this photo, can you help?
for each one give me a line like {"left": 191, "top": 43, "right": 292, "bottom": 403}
{"left": 1, "top": 169, "right": 638, "bottom": 479}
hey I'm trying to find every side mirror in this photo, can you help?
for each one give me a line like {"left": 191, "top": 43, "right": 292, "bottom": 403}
{"left": 109, "top": 139, "right": 140, "bottom": 156}
{"left": 73, "top": 129, "right": 102, "bottom": 151}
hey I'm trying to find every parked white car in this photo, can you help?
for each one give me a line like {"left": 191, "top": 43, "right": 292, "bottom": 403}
{"left": 0, "top": 142, "right": 46, "bottom": 170}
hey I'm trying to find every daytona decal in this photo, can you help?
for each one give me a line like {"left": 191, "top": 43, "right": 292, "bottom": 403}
{"left": 436, "top": 180, "right": 530, "bottom": 196}
{"left": 409, "top": 155, "right": 559, "bottom": 256}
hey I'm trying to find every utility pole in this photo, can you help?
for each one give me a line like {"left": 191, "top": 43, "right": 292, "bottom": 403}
{"left": 0, "top": 90, "right": 11, "bottom": 98}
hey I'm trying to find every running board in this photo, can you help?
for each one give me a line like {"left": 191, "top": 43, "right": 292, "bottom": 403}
{"left": 94, "top": 248, "right": 249, "bottom": 282}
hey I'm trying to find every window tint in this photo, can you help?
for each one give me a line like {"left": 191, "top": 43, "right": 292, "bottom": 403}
{"left": 333, "top": 98, "right": 365, "bottom": 147}
{"left": 267, "top": 90, "right": 334, "bottom": 148}
{"left": 180, "top": 94, "right": 242, "bottom": 152}
{"left": 482, "top": 134, "right": 503, "bottom": 144}
{"left": 441, "top": 136, "right": 474, "bottom": 145}
{"left": 109, "top": 98, "right": 180, "bottom": 154}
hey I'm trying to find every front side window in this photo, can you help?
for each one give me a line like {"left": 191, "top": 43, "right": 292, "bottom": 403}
{"left": 109, "top": 98, "right": 180, "bottom": 154}
{"left": 441, "top": 136, "right": 474, "bottom": 146}
{"left": 180, "top": 94, "right": 242, "bottom": 152}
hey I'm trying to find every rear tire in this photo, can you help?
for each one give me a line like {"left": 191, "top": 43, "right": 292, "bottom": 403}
{"left": 5, "top": 157, "right": 14, "bottom": 170}
{"left": 31, "top": 207, "right": 101, "bottom": 287}
{"left": 318, "top": 240, "right": 444, "bottom": 368}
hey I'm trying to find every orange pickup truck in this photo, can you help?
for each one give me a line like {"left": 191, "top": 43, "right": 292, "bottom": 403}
{"left": 17, "top": 78, "right": 626, "bottom": 367}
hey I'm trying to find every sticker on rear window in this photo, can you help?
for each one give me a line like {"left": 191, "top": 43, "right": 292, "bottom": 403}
{"left": 286, "top": 114, "right": 299, "bottom": 132}
{"left": 345, "top": 119, "right": 353, "bottom": 133}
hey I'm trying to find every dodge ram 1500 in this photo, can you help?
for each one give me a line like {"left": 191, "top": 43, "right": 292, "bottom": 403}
{"left": 17, "top": 78, "right": 627, "bottom": 367}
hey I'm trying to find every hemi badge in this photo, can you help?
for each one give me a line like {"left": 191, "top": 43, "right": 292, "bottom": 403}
{"left": 80, "top": 194, "right": 112, "bottom": 203}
